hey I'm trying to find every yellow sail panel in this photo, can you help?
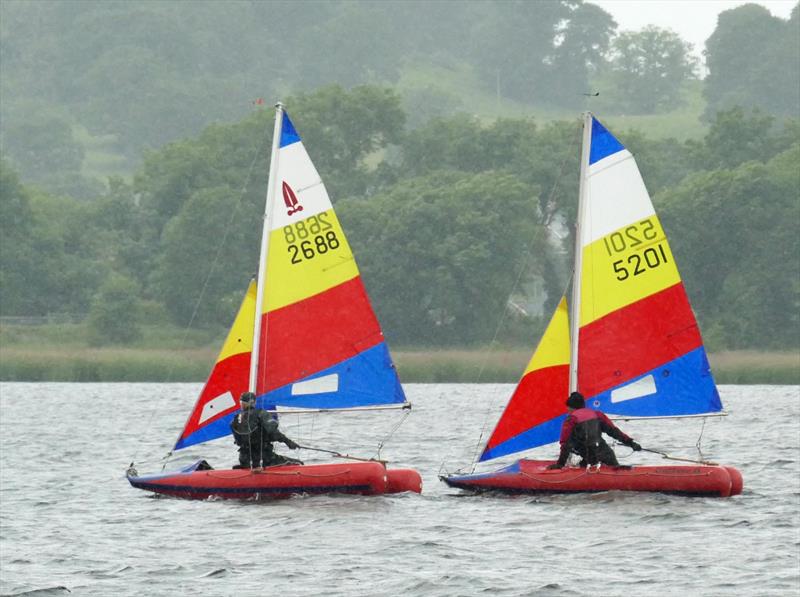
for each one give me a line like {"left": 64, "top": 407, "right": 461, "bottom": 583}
{"left": 175, "top": 280, "right": 255, "bottom": 449}
{"left": 263, "top": 208, "right": 359, "bottom": 313}
{"left": 218, "top": 279, "right": 256, "bottom": 361}
{"left": 481, "top": 296, "right": 570, "bottom": 461}
{"left": 580, "top": 215, "right": 680, "bottom": 326}
{"left": 523, "top": 296, "right": 570, "bottom": 374}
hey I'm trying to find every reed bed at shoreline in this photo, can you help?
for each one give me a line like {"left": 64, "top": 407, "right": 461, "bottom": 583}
{"left": 1, "top": 346, "right": 797, "bottom": 384}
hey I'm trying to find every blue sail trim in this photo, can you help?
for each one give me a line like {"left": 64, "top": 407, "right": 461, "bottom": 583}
{"left": 586, "top": 347, "right": 721, "bottom": 417}
{"left": 175, "top": 411, "right": 238, "bottom": 450}
{"left": 480, "top": 415, "right": 566, "bottom": 462}
{"left": 478, "top": 347, "right": 720, "bottom": 461}
{"left": 280, "top": 112, "right": 301, "bottom": 148}
{"left": 174, "top": 343, "right": 405, "bottom": 450}
{"left": 448, "top": 461, "right": 522, "bottom": 481}
{"left": 259, "top": 342, "right": 406, "bottom": 409}
{"left": 589, "top": 117, "right": 625, "bottom": 165}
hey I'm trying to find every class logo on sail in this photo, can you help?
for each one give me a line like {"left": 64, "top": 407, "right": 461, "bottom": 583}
{"left": 282, "top": 181, "right": 304, "bottom": 216}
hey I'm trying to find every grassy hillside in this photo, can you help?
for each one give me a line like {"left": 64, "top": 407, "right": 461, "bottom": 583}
{"left": 76, "top": 66, "right": 709, "bottom": 184}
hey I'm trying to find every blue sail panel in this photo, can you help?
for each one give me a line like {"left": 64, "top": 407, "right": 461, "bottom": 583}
{"left": 589, "top": 116, "right": 625, "bottom": 165}
{"left": 174, "top": 343, "right": 405, "bottom": 450}
{"left": 477, "top": 348, "right": 720, "bottom": 459}
{"left": 479, "top": 415, "right": 566, "bottom": 462}
{"left": 584, "top": 347, "right": 722, "bottom": 417}
{"left": 280, "top": 112, "right": 301, "bottom": 147}
{"left": 175, "top": 411, "right": 239, "bottom": 450}
{"left": 259, "top": 342, "right": 406, "bottom": 409}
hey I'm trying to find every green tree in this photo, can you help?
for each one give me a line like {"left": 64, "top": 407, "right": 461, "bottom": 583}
{"left": 659, "top": 145, "right": 800, "bottom": 349}
{"left": 280, "top": 85, "right": 406, "bottom": 198}
{"left": 471, "top": 0, "right": 571, "bottom": 104}
{"left": 0, "top": 160, "right": 109, "bottom": 316}
{"left": 28, "top": 192, "right": 109, "bottom": 316}
{"left": 606, "top": 26, "right": 697, "bottom": 114}
{"left": 151, "top": 185, "right": 260, "bottom": 327}
{"left": 543, "top": 2, "right": 617, "bottom": 107}
{"left": 87, "top": 273, "right": 143, "bottom": 345}
{"left": 136, "top": 85, "right": 405, "bottom": 242}
{"left": 339, "top": 170, "right": 546, "bottom": 346}
{"left": 704, "top": 3, "right": 800, "bottom": 119}
{"left": 693, "top": 107, "right": 798, "bottom": 170}
{"left": 2, "top": 117, "right": 84, "bottom": 177}
{"left": 0, "top": 160, "right": 39, "bottom": 315}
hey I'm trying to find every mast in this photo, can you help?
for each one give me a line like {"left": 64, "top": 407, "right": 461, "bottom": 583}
{"left": 569, "top": 112, "right": 592, "bottom": 392}
{"left": 250, "top": 102, "right": 284, "bottom": 392}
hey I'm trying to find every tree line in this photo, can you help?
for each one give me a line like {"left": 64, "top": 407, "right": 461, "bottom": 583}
{"left": 1, "top": 1, "right": 797, "bottom": 198}
{"left": 1, "top": 85, "right": 797, "bottom": 351}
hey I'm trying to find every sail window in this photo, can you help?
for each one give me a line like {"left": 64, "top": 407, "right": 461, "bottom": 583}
{"left": 291, "top": 374, "right": 339, "bottom": 395}
{"left": 610, "top": 374, "right": 657, "bottom": 403}
{"left": 199, "top": 391, "right": 236, "bottom": 423}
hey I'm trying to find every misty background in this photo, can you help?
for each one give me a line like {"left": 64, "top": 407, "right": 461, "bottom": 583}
{"left": 0, "top": 0, "right": 798, "bottom": 356}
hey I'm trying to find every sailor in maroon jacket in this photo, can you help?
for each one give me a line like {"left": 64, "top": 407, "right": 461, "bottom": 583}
{"left": 548, "top": 392, "right": 642, "bottom": 469}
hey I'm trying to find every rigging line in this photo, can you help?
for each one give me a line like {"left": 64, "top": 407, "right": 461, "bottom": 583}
{"left": 695, "top": 416, "right": 708, "bottom": 460}
{"left": 375, "top": 408, "right": 412, "bottom": 461}
{"left": 464, "top": 120, "right": 584, "bottom": 474}
{"left": 133, "top": 116, "right": 273, "bottom": 467}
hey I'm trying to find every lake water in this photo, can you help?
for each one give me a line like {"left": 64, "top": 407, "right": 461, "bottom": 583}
{"left": 0, "top": 383, "right": 798, "bottom": 596}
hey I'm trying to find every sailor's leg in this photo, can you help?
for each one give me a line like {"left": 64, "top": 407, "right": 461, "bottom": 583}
{"left": 597, "top": 442, "right": 620, "bottom": 466}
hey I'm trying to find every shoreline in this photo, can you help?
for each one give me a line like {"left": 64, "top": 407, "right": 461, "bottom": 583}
{"left": 1, "top": 347, "right": 797, "bottom": 384}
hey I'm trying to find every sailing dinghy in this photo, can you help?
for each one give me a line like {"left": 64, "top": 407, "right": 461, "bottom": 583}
{"left": 128, "top": 104, "right": 421, "bottom": 500}
{"left": 441, "top": 113, "right": 743, "bottom": 497}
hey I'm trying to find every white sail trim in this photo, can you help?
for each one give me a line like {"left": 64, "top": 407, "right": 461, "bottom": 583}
{"left": 199, "top": 391, "right": 236, "bottom": 423}
{"left": 610, "top": 375, "right": 657, "bottom": 403}
{"left": 291, "top": 374, "right": 339, "bottom": 395}
{"left": 270, "top": 142, "right": 333, "bottom": 230}
{"left": 583, "top": 153, "right": 656, "bottom": 245}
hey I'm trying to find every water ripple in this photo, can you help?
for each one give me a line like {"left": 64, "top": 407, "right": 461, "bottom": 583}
{"left": 1, "top": 383, "right": 798, "bottom": 597}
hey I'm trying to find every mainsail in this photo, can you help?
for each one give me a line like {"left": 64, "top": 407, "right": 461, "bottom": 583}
{"left": 575, "top": 116, "right": 720, "bottom": 417}
{"left": 479, "top": 114, "right": 722, "bottom": 461}
{"left": 174, "top": 106, "right": 406, "bottom": 451}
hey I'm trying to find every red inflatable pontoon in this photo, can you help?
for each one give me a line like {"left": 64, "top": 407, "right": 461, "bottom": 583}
{"left": 441, "top": 459, "right": 743, "bottom": 498}
{"left": 128, "top": 460, "right": 422, "bottom": 500}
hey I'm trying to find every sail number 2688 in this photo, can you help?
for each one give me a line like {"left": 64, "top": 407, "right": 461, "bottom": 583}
{"left": 283, "top": 214, "right": 340, "bottom": 264}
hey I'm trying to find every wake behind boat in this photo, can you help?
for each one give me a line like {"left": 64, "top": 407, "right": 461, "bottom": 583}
{"left": 128, "top": 103, "right": 421, "bottom": 500}
{"left": 441, "top": 113, "right": 742, "bottom": 498}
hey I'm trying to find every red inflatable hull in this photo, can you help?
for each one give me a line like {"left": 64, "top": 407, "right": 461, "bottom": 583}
{"left": 442, "top": 459, "right": 743, "bottom": 497}
{"left": 129, "top": 460, "right": 422, "bottom": 500}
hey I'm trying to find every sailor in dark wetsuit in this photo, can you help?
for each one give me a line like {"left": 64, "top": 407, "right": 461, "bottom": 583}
{"left": 548, "top": 392, "right": 642, "bottom": 469}
{"left": 231, "top": 392, "right": 303, "bottom": 468}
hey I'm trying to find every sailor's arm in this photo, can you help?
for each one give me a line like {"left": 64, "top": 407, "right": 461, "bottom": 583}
{"left": 261, "top": 416, "right": 299, "bottom": 449}
{"left": 598, "top": 412, "right": 639, "bottom": 449}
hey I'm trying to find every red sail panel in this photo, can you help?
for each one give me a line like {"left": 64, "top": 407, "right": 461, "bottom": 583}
{"left": 578, "top": 282, "right": 703, "bottom": 398}
{"left": 256, "top": 276, "right": 384, "bottom": 394}
{"left": 485, "top": 364, "right": 570, "bottom": 451}
{"left": 175, "top": 281, "right": 256, "bottom": 449}
{"left": 177, "top": 352, "right": 251, "bottom": 442}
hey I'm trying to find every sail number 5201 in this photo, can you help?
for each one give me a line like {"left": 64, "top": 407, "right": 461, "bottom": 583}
{"left": 612, "top": 244, "right": 668, "bottom": 280}
{"left": 602, "top": 219, "right": 658, "bottom": 255}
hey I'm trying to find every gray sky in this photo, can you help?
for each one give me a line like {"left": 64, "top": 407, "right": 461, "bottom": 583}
{"left": 592, "top": 0, "right": 796, "bottom": 63}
